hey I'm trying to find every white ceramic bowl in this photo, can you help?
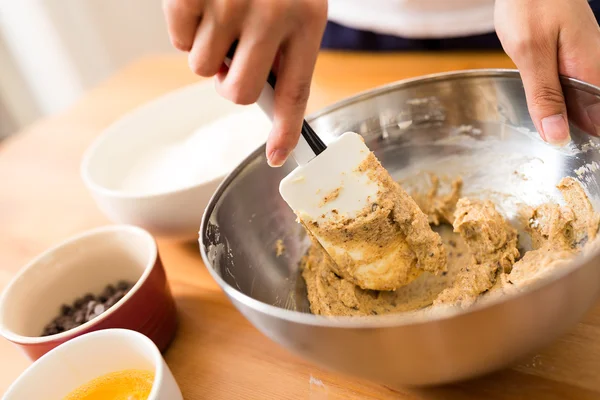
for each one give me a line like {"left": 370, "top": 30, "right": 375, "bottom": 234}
{"left": 81, "top": 81, "right": 270, "bottom": 240}
{"left": 2, "top": 329, "right": 182, "bottom": 400}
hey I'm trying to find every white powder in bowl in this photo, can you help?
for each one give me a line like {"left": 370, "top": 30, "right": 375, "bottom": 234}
{"left": 120, "top": 108, "right": 271, "bottom": 195}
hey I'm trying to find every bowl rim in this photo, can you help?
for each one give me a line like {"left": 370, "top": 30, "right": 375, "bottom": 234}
{"left": 305, "top": 68, "right": 600, "bottom": 124}
{"left": 2, "top": 328, "right": 166, "bottom": 400}
{"left": 200, "top": 68, "right": 600, "bottom": 329}
{"left": 80, "top": 79, "right": 261, "bottom": 201}
{"left": 0, "top": 225, "right": 159, "bottom": 344}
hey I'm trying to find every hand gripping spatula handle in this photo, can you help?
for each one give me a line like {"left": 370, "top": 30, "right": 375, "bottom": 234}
{"left": 225, "top": 42, "right": 325, "bottom": 166}
{"left": 225, "top": 43, "right": 446, "bottom": 291}
{"left": 224, "top": 42, "right": 377, "bottom": 215}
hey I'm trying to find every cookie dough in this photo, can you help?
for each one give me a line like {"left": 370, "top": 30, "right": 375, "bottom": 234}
{"left": 410, "top": 174, "right": 463, "bottom": 226}
{"left": 275, "top": 239, "right": 285, "bottom": 258}
{"left": 433, "top": 198, "right": 520, "bottom": 308}
{"left": 302, "top": 225, "right": 469, "bottom": 316}
{"left": 305, "top": 153, "right": 447, "bottom": 291}
{"left": 301, "top": 175, "right": 599, "bottom": 316}
{"left": 501, "top": 177, "right": 599, "bottom": 289}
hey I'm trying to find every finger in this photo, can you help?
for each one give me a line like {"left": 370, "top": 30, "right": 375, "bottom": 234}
{"left": 589, "top": 103, "right": 600, "bottom": 136}
{"left": 188, "top": 6, "right": 240, "bottom": 77}
{"left": 515, "top": 41, "right": 570, "bottom": 145}
{"left": 265, "top": 29, "right": 323, "bottom": 167}
{"left": 215, "top": 24, "right": 284, "bottom": 105}
{"left": 163, "top": 0, "right": 203, "bottom": 52}
{"left": 564, "top": 61, "right": 600, "bottom": 137}
{"left": 560, "top": 29, "right": 600, "bottom": 135}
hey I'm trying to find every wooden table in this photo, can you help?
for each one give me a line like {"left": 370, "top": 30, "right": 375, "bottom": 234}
{"left": 1, "top": 51, "right": 599, "bottom": 399}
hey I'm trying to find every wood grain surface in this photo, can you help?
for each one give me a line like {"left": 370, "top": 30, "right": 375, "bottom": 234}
{"left": 1, "top": 51, "right": 599, "bottom": 399}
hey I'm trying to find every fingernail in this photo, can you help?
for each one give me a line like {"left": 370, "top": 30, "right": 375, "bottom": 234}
{"left": 541, "top": 114, "right": 570, "bottom": 145}
{"left": 587, "top": 103, "right": 600, "bottom": 135}
{"left": 267, "top": 149, "right": 288, "bottom": 167}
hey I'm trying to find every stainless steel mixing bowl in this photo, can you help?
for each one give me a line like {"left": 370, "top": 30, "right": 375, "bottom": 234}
{"left": 200, "top": 70, "right": 600, "bottom": 387}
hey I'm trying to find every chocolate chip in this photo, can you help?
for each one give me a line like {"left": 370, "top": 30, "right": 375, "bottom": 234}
{"left": 82, "top": 293, "right": 94, "bottom": 303}
{"left": 106, "top": 289, "right": 126, "bottom": 308}
{"left": 42, "top": 321, "right": 59, "bottom": 336}
{"left": 85, "top": 301, "right": 97, "bottom": 320}
{"left": 40, "top": 280, "right": 135, "bottom": 336}
{"left": 73, "top": 297, "right": 85, "bottom": 309}
{"left": 87, "top": 313, "right": 99, "bottom": 321}
{"left": 43, "top": 325, "right": 59, "bottom": 336}
{"left": 104, "top": 297, "right": 117, "bottom": 308}
{"left": 60, "top": 304, "right": 72, "bottom": 316}
{"left": 74, "top": 310, "right": 85, "bottom": 324}
{"left": 103, "top": 285, "right": 116, "bottom": 297}
{"left": 93, "top": 304, "right": 105, "bottom": 315}
{"left": 62, "top": 320, "right": 78, "bottom": 331}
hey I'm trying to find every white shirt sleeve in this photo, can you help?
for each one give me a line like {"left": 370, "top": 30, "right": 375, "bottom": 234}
{"left": 327, "top": 0, "right": 496, "bottom": 39}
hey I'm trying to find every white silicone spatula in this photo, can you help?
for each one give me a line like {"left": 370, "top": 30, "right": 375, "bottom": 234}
{"left": 279, "top": 132, "right": 433, "bottom": 291}
{"left": 225, "top": 44, "right": 442, "bottom": 291}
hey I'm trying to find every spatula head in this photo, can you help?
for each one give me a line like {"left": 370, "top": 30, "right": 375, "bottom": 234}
{"left": 279, "top": 132, "right": 379, "bottom": 223}
{"left": 279, "top": 132, "right": 447, "bottom": 292}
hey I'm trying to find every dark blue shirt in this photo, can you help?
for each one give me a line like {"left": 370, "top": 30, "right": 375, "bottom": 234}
{"left": 321, "top": 0, "right": 600, "bottom": 51}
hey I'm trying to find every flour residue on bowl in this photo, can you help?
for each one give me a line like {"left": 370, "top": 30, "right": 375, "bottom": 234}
{"left": 120, "top": 109, "right": 270, "bottom": 195}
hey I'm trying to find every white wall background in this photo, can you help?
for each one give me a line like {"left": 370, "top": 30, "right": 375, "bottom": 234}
{"left": 0, "top": 0, "right": 176, "bottom": 137}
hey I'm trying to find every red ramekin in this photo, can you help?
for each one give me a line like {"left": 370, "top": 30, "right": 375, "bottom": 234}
{"left": 0, "top": 225, "right": 177, "bottom": 360}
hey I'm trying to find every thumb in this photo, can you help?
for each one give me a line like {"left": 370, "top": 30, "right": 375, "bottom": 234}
{"left": 512, "top": 45, "right": 570, "bottom": 145}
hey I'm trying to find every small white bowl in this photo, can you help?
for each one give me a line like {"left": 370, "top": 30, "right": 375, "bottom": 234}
{"left": 81, "top": 81, "right": 270, "bottom": 240}
{"left": 2, "top": 329, "right": 182, "bottom": 400}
